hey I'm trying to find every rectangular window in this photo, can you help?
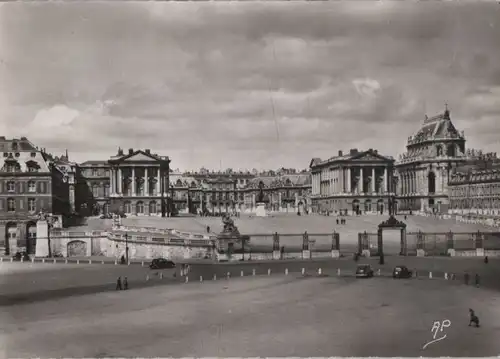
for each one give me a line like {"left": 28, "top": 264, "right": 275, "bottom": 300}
{"left": 7, "top": 181, "right": 15, "bottom": 192}
{"left": 6, "top": 164, "right": 15, "bottom": 172}
{"left": 28, "top": 198, "right": 36, "bottom": 212}
{"left": 28, "top": 167, "right": 38, "bottom": 172}
{"left": 7, "top": 198, "right": 15, "bottom": 212}
{"left": 92, "top": 169, "right": 99, "bottom": 176}
{"left": 28, "top": 181, "right": 36, "bottom": 192}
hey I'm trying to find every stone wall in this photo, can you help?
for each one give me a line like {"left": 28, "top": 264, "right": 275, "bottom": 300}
{"left": 47, "top": 230, "right": 213, "bottom": 261}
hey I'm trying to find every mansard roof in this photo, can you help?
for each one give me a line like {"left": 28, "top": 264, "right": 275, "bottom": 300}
{"left": 247, "top": 173, "right": 311, "bottom": 189}
{"left": 408, "top": 106, "right": 464, "bottom": 146}
{"left": 0, "top": 137, "right": 51, "bottom": 173}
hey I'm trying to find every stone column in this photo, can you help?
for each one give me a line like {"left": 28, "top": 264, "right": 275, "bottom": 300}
{"left": 144, "top": 168, "right": 149, "bottom": 196}
{"left": 131, "top": 167, "right": 136, "bottom": 196}
{"left": 118, "top": 168, "right": 123, "bottom": 195}
{"left": 252, "top": 193, "right": 256, "bottom": 209}
{"left": 156, "top": 168, "right": 161, "bottom": 196}
{"left": 347, "top": 167, "right": 351, "bottom": 193}
{"left": 359, "top": 168, "right": 364, "bottom": 194}
{"left": 110, "top": 168, "right": 115, "bottom": 196}
{"left": 340, "top": 167, "right": 344, "bottom": 194}
{"left": 278, "top": 191, "right": 282, "bottom": 212}
{"left": 371, "top": 167, "right": 376, "bottom": 194}
{"left": 384, "top": 167, "right": 388, "bottom": 193}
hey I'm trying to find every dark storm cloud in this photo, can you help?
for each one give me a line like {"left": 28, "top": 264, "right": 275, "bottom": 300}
{"left": 1, "top": 2, "right": 499, "bottom": 169}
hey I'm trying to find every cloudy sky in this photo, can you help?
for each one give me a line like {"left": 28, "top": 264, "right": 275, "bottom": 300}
{"left": 1, "top": 2, "right": 499, "bottom": 170}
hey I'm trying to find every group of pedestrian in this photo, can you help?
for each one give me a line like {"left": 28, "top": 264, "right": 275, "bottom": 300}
{"left": 336, "top": 218, "right": 347, "bottom": 225}
{"left": 464, "top": 272, "right": 480, "bottom": 287}
{"left": 116, "top": 276, "right": 129, "bottom": 291}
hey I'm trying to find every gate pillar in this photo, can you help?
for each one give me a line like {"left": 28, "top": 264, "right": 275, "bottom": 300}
{"left": 400, "top": 228, "right": 407, "bottom": 256}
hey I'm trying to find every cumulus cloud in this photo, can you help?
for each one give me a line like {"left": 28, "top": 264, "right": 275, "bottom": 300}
{"left": 0, "top": 2, "right": 499, "bottom": 169}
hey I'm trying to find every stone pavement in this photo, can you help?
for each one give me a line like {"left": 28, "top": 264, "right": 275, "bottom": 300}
{"left": 1, "top": 255, "right": 498, "bottom": 306}
{"left": 3, "top": 274, "right": 500, "bottom": 357}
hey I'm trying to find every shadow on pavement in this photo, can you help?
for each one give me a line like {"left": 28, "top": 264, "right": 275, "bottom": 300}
{"left": 0, "top": 277, "right": 181, "bottom": 307}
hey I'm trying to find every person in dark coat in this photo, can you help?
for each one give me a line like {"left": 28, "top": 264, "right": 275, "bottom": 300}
{"left": 475, "top": 273, "right": 480, "bottom": 287}
{"left": 469, "top": 308, "right": 480, "bottom": 327}
{"left": 207, "top": 226, "right": 211, "bottom": 233}
{"left": 124, "top": 277, "right": 129, "bottom": 290}
{"left": 120, "top": 255, "right": 126, "bottom": 265}
{"left": 116, "top": 276, "right": 122, "bottom": 290}
{"left": 464, "top": 272, "right": 470, "bottom": 285}
{"left": 336, "top": 218, "right": 339, "bottom": 225}
{"left": 484, "top": 256, "right": 489, "bottom": 264}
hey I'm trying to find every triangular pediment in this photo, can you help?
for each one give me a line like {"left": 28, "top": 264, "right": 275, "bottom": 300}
{"left": 112, "top": 150, "right": 160, "bottom": 163}
{"left": 123, "top": 153, "right": 158, "bottom": 162}
{"left": 351, "top": 151, "right": 392, "bottom": 162}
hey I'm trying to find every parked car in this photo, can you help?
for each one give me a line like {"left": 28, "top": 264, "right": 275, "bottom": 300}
{"left": 355, "top": 264, "right": 374, "bottom": 278}
{"left": 12, "top": 251, "right": 30, "bottom": 262}
{"left": 149, "top": 258, "right": 176, "bottom": 269}
{"left": 393, "top": 265, "right": 413, "bottom": 279}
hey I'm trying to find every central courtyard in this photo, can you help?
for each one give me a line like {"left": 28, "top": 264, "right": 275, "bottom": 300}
{"left": 78, "top": 213, "right": 496, "bottom": 254}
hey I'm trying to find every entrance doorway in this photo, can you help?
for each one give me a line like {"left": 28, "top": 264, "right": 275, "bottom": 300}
{"left": 377, "top": 216, "right": 407, "bottom": 256}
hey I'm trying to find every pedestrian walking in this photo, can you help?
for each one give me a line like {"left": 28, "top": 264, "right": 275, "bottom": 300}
{"left": 116, "top": 276, "right": 122, "bottom": 290}
{"left": 207, "top": 226, "right": 211, "bottom": 234}
{"left": 484, "top": 256, "right": 489, "bottom": 264}
{"left": 475, "top": 273, "right": 480, "bottom": 287}
{"left": 336, "top": 218, "right": 339, "bottom": 225}
{"left": 468, "top": 308, "right": 480, "bottom": 327}
{"left": 464, "top": 272, "right": 470, "bottom": 285}
{"left": 124, "top": 277, "right": 129, "bottom": 290}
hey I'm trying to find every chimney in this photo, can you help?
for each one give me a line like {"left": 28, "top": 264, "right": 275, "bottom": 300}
{"left": 145, "top": 149, "right": 151, "bottom": 154}
{"left": 374, "top": 150, "right": 378, "bottom": 154}
{"left": 350, "top": 148, "right": 358, "bottom": 156}
{"left": 338, "top": 150, "right": 343, "bottom": 157}
{"left": 128, "top": 148, "right": 134, "bottom": 155}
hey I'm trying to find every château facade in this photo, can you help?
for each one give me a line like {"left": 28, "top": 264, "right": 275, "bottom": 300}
{"left": 395, "top": 106, "right": 468, "bottom": 213}
{"left": 309, "top": 148, "right": 395, "bottom": 214}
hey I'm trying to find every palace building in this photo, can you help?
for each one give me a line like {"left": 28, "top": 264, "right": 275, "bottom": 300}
{"left": 310, "top": 148, "right": 395, "bottom": 214}
{"left": 78, "top": 147, "right": 171, "bottom": 217}
{"left": 448, "top": 153, "right": 500, "bottom": 218}
{"left": 395, "top": 105, "right": 468, "bottom": 213}
{"left": 243, "top": 173, "right": 311, "bottom": 214}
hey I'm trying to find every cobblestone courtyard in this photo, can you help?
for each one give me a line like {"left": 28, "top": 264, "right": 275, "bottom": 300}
{"left": 2, "top": 274, "right": 500, "bottom": 357}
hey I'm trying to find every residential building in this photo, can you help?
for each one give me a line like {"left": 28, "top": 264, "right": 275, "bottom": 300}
{"left": 0, "top": 137, "right": 52, "bottom": 254}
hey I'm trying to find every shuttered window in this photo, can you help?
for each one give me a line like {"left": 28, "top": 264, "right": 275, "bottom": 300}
{"left": 41, "top": 182, "right": 46, "bottom": 194}
{"left": 19, "top": 198, "right": 24, "bottom": 210}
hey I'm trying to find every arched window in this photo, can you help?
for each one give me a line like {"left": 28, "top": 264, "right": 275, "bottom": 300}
{"left": 149, "top": 201, "right": 157, "bottom": 214}
{"left": 176, "top": 179, "right": 183, "bottom": 187}
{"left": 136, "top": 201, "right": 144, "bottom": 214}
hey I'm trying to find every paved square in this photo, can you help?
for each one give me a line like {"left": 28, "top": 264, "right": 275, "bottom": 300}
{"left": 2, "top": 275, "right": 500, "bottom": 357}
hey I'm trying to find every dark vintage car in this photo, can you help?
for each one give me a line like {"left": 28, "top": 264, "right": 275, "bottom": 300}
{"left": 12, "top": 251, "right": 30, "bottom": 262}
{"left": 393, "top": 265, "right": 413, "bottom": 279}
{"left": 149, "top": 258, "right": 176, "bottom": 269}
{"left": 355, "top": 264, "right": 374, "bottom": 278}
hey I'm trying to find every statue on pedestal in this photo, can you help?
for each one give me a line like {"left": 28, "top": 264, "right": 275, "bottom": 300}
{"left": 257, "top": 181, "right": 265, "bottom": 203}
